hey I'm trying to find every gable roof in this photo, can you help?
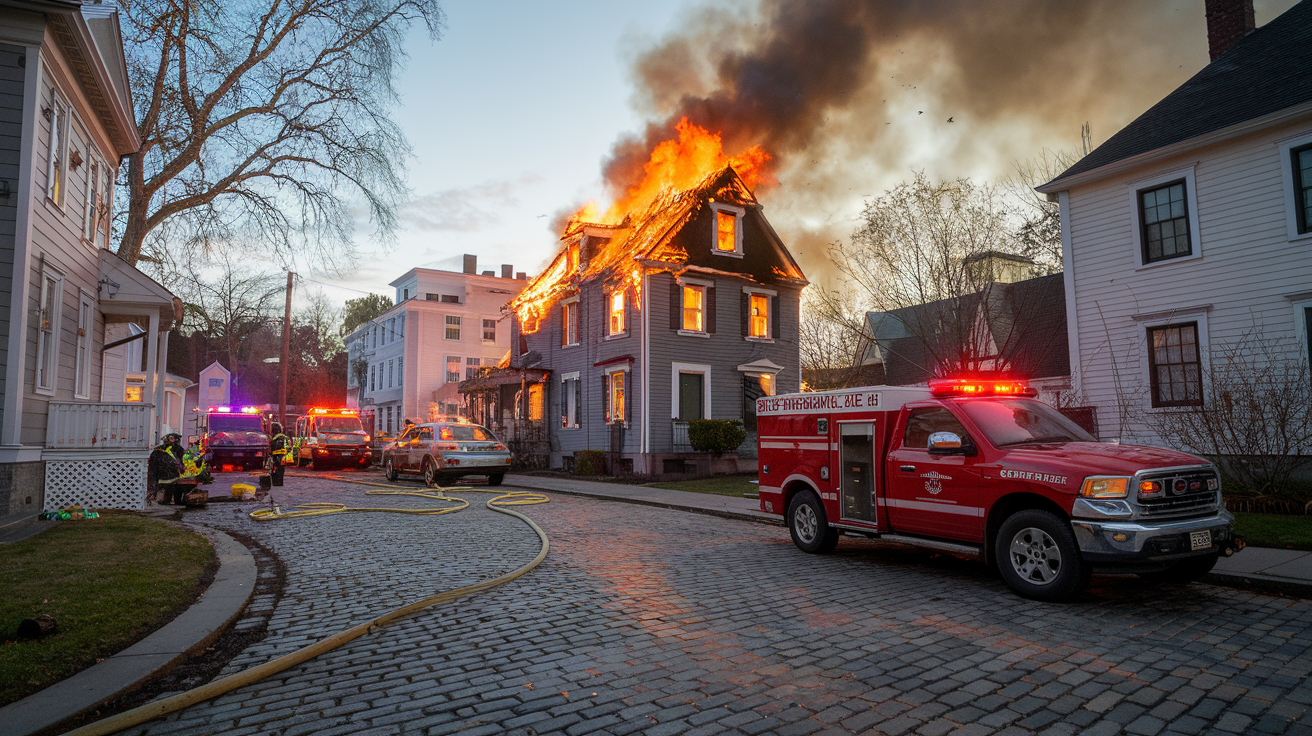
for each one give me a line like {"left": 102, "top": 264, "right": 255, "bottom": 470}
{"left": 1043, "top": 0, "right": 1312, "bottom": 189}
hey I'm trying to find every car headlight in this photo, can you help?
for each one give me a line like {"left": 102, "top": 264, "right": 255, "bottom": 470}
{"left": 1080, "top": 476, "right": 1129, "bottom": 498}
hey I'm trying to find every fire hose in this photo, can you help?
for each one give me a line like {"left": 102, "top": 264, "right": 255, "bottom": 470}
{"left": 61, "top": 480, "right": 550, "bottom": 736}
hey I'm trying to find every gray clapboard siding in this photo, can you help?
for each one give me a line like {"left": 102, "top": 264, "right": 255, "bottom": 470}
{"left": 0, "top": 42, "right": 22, "bottom": 420}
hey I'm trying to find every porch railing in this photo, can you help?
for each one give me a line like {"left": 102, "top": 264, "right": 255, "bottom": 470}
{"left": 672, "top": 420, "right": 694, "bottom": 452}
{"left": 46, "top": 402, "right": 154, "bottom": 450}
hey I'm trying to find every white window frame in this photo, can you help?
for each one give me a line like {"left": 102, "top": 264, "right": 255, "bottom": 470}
{"left": 45, "top": 91, "right": 69, "bottom": 207}
{"left": 743, "top": 285, "right": 776, "bottom": 341}
{"left": 1132, "top": 305, "right": 1211, "bottom": 412}
{"left": 74, "top": 290, "right": 94, "bottom": 398}
{"left": 1288, "top": 292, "right": 1312, "bottom": 365}
{"left": 482, "top": 317, "right": 498, "bottom": 344}
{"left": 465, "top": 356, "right": 480, "bottom": 380}
{"left": 388, "top": 358, "right": 394, "bottom": 388}
{"left": 445, "top": 355, "right": 461, "bottom": 384}
{"left": 671, "top": 362, "right": 712, "bottom": 420}
{"left": 709, "top": 202, "right": 745, "bottom": 257}
{"left": 1278, "top": 131, "right": 1312, "bottom": 243}
{"left": 99, "top": 162, "right": 113, "bottom": 249}
{"left": 397, "top": 356, "right": 403, "bottom": 387}
{"left": 35, "top": 268, "right": 65, "bottom": 395}
{"left": 560, "top": 370, "right": 580, "bottom": 429}
{"left": 83, "top": 153, "right": 99, "bottom": 243}
{"left": 1128, "top": 166, "right": 1203, "bottom": 270}
{"left": 606, "top": 288, "right": 627, "bottom": 338}
{"left": 678, "top": 276, "right": 713, "bottom": 337}
{"left": 562, "top": 297, "right": 579, "bottom": 347}
{"left": 445, "top": 314, "right": 461, "bottom": 341}
{"left": 604, "top": 364, "right": 629, "bottom": 426}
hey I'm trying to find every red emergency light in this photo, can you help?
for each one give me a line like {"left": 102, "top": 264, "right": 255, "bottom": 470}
{"left": 309, "top": 407, "right": 357, "bottom": 415}
{"left": 928, "top": 377, "right": 1037, "bottom": 398}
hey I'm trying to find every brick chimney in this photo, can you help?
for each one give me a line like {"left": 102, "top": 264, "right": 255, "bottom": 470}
{"left": 501, "top": 264, "right": 513, "bottom": 279}
{"left": 462, "top": 254, "right": 477, "bottom": 274}
{"left": 1205, "top": 0, "right": 1254, "bottom": 61}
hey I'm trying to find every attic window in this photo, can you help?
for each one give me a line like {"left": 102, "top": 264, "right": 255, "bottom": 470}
{"left": 709, "top": 202, "right": 744, "bottom": 257}
{"left": 440, "top": 294, "right": 461, "bottom": 304}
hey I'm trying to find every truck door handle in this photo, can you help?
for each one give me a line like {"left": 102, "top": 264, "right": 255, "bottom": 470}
{"left": 900, "top": 465, "right": 916, "bottom": 472}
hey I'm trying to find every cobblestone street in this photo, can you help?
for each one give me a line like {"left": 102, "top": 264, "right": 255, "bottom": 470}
{"left": 126, "top": 475, "right": 1312, "bottom": 736}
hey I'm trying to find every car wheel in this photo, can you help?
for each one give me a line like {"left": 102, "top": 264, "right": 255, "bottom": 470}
{"left": 787, "top": 490, "right": 839, "bottom": 554}
{"left": 384, "top": 457, "right": 398, "bottom": 482}
{"left": 996, "top": 509, "right": 1090, "bottom": 601}
{"left": 488, "top": 473, "right": 504, "bottom": 486}
{"left": 423, "top": 459, "right": 438, "bottom": 487}
{"left": 1139, "top": 553, "right": 1220, "bottom": 584}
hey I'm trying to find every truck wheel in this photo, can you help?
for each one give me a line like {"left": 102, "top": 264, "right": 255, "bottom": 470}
{"left": 384, "top": 457, "right": 398, "bottom": 482}
{"left": 1139, "top": 553, "right": 1220, "bottom": 584}
{"left": 787, "top": 491, "right": 839, "bottom": 554}
{"left": 996, "top": 510, "right": 1089, "bottom": 601}
{"left": 488, "top": 473, "right": 504, "bottom": 486}
{"left": 423, "top": 460, "right": 438, "bottom": 487}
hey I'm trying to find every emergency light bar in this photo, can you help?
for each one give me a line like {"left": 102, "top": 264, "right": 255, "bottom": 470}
{"left": 209, "top": 406, "right": 231, "bottom": 413}
{"left": 928, "top": 377, "right": 1037, "bottom": 398}
{"left": 309, "top": 407, "right": 358, "bottom": 415}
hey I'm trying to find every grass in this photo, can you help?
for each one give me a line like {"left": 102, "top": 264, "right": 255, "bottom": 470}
{"left": 1232, "top": 512, "right": 1312, "bottom": 552}
{"left": 645, "top": 473, "right": 759, "bottom": 498}
{"left": 0, "top": 513, "right": 216, "bottom": 706}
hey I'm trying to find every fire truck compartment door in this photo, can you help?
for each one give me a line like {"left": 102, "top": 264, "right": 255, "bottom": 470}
{"left": 839, "top": 422, "right": 877, "bottom": 524}
{"left": 886, "top": 408, "right": 983, "bottom": 541}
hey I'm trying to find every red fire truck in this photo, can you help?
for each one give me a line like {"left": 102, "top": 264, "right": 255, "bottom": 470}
{"left": 756, "top": 377, "right": 1238, "bottom": 601}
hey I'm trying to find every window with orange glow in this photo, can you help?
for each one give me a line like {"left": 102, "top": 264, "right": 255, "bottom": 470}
{"left": 749, "top": 294, "right": 768, "bottom": 337}
{"left": 609, "top": 290, "right": 625, "bottom": 335}
{"left": 608, "top": 371, "right": 626, "bottom": 424}
{"left": 716, "top": 210, "right": 736, "bottom": 252}
{"left": 528, "top": 384, "right": 544, "bottom": 421}
{"left": 682, "top": 286, "right": 704, "bottom": 332}
{"left": 562, "top": 300, "right": 579, "bottom": 346}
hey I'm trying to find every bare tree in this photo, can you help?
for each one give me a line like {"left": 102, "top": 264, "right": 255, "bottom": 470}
{"left": 180, "top": 254, "right": 285, "bottom": 373}
{"left": 117, "top": 0, "right": 444, "bottom": 267}
{"left": 799, "top": 289, "right": 871, "bottom": 390}
{"left": 1003, "top": 147, "right": 1079, "bottom": 273}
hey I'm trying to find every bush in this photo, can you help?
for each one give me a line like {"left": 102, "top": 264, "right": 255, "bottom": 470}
{"left": 687, "top": 419, "right": 747, "bottom": 455}
{"left": 573, "top": 450, "right": 607, "bottom": 475}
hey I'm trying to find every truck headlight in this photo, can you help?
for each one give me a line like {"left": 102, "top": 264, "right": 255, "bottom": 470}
{"left": 1080, "top": 476, "right": 1129, "bottom": 498}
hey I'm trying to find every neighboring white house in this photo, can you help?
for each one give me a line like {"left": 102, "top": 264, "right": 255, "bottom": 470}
{"left": 345, "top": 255, "right": 526, "bottom": 436}
{"left": 1037, "top": 0, "right": 1312, "bottom": 443}
{"left": 0, "top": 1, "right": 179, "bottom": 515}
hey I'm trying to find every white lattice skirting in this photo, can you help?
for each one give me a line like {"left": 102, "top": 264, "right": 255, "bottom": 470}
{"left": 44, "top": 457, "right": 148, "bottom": 511}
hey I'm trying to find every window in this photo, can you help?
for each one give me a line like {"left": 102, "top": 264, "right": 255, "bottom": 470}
{"left": 389, "top": 318, "right": 396, "bottom": 341}
{"left": 83, "top": 158, "right": 99, "bottom": 241}
{"left": 901, "top": 408, "right": 971, "bottom": 449}
{"left": 1140, "top": 181, "right": 1191, "bottom": 263}
{"left": 369, "top": 364, "right": 375, "bottom": 391}
{"left": 99, "top": 165, "right": 113, "bottom": 248}
{"left": 560, "top": 373, "right": 580, "bottom": 428}
{"left": 748, "top": 293, "right": 769, "bottom": 338}
{"left": 482, "top": 318, "right": 497, "bottom": 343}
{"left": 399, "top": 315, "right": 405, "bottom": 337}
{"left": 440, "top": 294, "right": 460, "bottom": 304}
{"left": 465, "top": 357, "right": 480, "bottom": 380}
{"left": 1148, "top": 323, "right": 1203, "bottom": 407}
{"left": 426, "top": 293, "right": 440, "bottom": 301}
{"left": 742, "top": 373, "right": 776, "bottom": 431}
{"left": 608, "top": 290, "right": 625, "bottom": 335}
{"left": 604, "top": 370, "right": 627, "bottom": 424}
{"left": 46, "top": 93, "right": 67, "bottom": 205}
{"left": 683, "top": 285, "right": 704, "bottom": 332}
{"left": 388, "top": 359, "right": 394, "bottom": 388}
{"left": 446, "top": 355, "right": 460, "bottom": 383}
{"left": 74, "top": 292, "right": 93, "bottom": 398}
{"left": 35, "top": 270, "right": 63, "bottom": 393}
{"left": 562, "top": 299, "right": 579, "bottom": 346}
{"left": 758, "top": 373, "right": 775, "bottom": 396}
{"left": 528, "top": 384, "right": 544, "bottom": 421}
{"left": 403, "top": 288, "right": 409, "bottom": 301}
{"left": 397, "top": 357, "right": 403, "bottom": 386}
{"left": 710, "top": 202, "right": 743, "bottom": 255}
{"left": 1294, "top": 144, "right": 1312, "bottom": 234}
{"left": 445, "top": 315, "right": 461, "bottom": 340}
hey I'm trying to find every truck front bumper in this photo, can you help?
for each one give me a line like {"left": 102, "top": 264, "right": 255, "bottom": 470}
{"left": 1071, "top": 509, "right": 1234, "bottom": 564}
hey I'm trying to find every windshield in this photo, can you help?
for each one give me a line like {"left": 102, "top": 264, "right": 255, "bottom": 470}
{"left": 209, "top": 414, "right": 263, "bottom": 433}
{"left": 958, "top": 399, "right": 1096, "bottom": 447}
{"left": 316, "top": 416, "right": 363, "bottom": 433}
{"left": 437, "top": 425, "right": 494, "bottom": 441}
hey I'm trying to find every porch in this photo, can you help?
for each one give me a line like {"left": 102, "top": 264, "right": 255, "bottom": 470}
{"left": 42, "top": 401, "right": 154, "bottom": 512}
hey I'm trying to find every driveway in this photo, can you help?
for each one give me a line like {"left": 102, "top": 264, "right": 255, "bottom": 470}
{"left": 126, "top": 476, "right": 1312, "bottom": 735}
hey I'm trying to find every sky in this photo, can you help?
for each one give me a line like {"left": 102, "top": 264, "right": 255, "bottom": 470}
{"left": 301, "top": 0, "right": 1299, "bottom": 307}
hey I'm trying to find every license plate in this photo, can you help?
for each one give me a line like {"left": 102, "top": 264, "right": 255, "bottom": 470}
{"left": 1190, "top": 530, "right": 1212, "bottom": 551}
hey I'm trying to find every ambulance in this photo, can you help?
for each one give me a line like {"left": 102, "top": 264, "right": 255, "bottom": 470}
{"left": 756, "top": 377, "right": 1238, "bottom": 601}
{"left": 290, "top": 408, "right": 371, "bottom": 469}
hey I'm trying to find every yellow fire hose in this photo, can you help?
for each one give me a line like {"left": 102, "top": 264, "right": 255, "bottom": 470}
{"left": 62, "top": 481, "right": 550, "bottom": 736}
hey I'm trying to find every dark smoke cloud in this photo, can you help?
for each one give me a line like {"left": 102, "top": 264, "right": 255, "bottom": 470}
{"left": 605, "top": 0, "right": 1295, "bottom": 285}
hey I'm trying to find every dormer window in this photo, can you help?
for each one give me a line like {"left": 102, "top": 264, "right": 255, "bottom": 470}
{"left": 710, "top": 202, "right": 744, "bottom": 257}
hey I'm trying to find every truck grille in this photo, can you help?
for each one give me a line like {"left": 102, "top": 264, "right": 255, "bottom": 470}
{"left": 1136, "top": 469, "right": 1219, "bottom": 520}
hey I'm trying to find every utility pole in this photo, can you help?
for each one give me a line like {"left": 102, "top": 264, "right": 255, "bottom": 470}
{"left": 280, "top": 271, "right": 294, "bottom": 427}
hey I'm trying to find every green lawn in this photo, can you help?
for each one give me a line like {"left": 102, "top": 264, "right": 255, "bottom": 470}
{"left": 646, "top": 474, "right": 759, "bottom": 498}
{"left": 0, "top": 513, "right": 215, "bottom": 706}
{"left": 1232, "top": 512, "right": 1312, "bottom": 552}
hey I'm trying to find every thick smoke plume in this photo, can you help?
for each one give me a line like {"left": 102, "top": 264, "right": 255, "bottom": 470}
{"left": 600, "top": 0, "right": 1292, "bottom": 284}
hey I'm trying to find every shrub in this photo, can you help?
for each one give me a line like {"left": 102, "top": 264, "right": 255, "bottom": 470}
{"left": 573, "top": 450, "right": 607, "bottom": 475}
{"left": 687, "top": 419, "right": 747, "bottom": 455}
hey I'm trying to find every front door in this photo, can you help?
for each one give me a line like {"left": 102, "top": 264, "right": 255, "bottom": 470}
{"left": 886, "top": 405, "right": 983, "bottom": 542}
{"left": 839, "top": 422, "right": 878, "bottom": 524}
{"left": 678, "top": 372, "right": 704, "bottom": 420}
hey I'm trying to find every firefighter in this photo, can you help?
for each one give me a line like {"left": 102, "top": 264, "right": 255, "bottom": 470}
{"left": 150, "top": 435, "right": 185, "bottom": 504}
{"left": 269, "top": 422, "right": 289, "bottom": 487}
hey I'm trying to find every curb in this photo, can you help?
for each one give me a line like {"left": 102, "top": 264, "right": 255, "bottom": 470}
{"left": 1204, "top": 570, "right": 1312, "bottom": 599}
{"left": 505, "top": 476, "right": 784, "bottom": 527}
{"left": 0, "top": 525, "right": 257, "bottom": 736}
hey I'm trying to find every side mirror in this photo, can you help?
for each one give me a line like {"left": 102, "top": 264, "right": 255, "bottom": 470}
{"left": 928, "top": 431, "right": 970, "bottom": 455}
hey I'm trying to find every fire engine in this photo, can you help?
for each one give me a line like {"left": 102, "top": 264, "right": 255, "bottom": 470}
{"left": 756, "top": 377, "right": 1238, "bottom": 601}
{"left": 199, "top": 406, "right": 268, "bottom": 472}
{"left": 290, "top": 408, "right": 371, "bottom": 469}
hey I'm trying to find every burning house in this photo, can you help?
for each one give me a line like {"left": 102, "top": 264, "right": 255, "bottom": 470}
{"left": 474, "top": 126, "right": 807, "bottom": 475}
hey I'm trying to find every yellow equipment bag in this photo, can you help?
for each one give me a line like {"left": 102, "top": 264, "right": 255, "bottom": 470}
{"left": 230, "top": 483, "right": 257, "bottom": 500}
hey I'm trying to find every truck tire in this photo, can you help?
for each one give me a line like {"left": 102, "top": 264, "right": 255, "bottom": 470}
{"left": 1138, "top": 553, "right": 1220, "bottom": 584}
{"left": 383, "top": 456, "right": 398, "bottom": 482}
{"left": 423, "top": 459, "right": 438, "bottom": 488}
{"left": 787, "top": 490, "right": 839, "bottom": 554}
{"left": 488, "top": 473, "right": 504, "bottom": 486}
{"left": 996, "top": 509, "right": 1090, "bottom": 601}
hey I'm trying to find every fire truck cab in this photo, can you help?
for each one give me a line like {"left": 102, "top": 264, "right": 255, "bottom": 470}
{"left": 291, "top": 408, "right": 371, "bottom": 469}
{"left": 199, "top": 406, "right": 268, "bottom": 472}
{"left": 757, "top": 378, "right": 1237, "bottom": 601}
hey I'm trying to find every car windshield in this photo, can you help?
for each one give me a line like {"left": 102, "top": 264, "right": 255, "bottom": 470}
{"left": 958, "top": 399, "right": 1096, "bottom": 447}
{"left": 316, "top": 416, "right": 363, "bottom": 432}
{"left": 437, "top": 425, "right": 494, "bottom": 441}
{"left": 209, "top": 415, "right": 263, "bottom": 432}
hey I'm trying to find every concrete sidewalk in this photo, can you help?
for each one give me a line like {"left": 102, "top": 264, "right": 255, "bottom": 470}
{"left": 506, "top": 473, "right": 1311, "bottom": 597}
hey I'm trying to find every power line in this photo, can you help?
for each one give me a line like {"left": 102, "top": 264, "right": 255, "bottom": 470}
{"left": 295, "top": 274, "right": 389, "bottom": 297}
